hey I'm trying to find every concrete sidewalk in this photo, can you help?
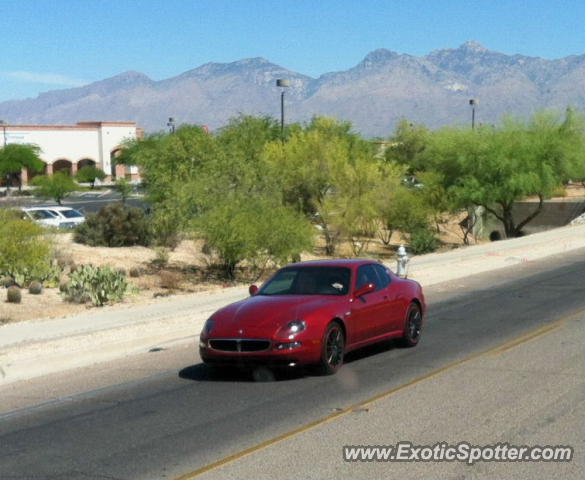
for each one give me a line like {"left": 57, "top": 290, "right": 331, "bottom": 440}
{"left": 2, "top": 223, "right": 585, "bottom": 385}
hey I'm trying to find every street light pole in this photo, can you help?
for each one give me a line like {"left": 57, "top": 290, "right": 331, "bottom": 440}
{"left": 276, "top": 79, "right": 290, "bottom": 140}
{"left": 167, "top": 117, "right": 176, "bottom": 134}
{"left": 469, "top": 99, "right": 477, "bottom": 130}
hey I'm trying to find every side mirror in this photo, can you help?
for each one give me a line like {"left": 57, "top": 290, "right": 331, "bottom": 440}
{"left": 249, "top": 285, "right": 259, "bottom": 296}
{"left": 354, "top": 283, "right": 375, "bottom": 298}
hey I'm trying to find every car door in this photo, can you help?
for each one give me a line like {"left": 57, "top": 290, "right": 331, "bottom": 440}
{"left": 349, "top": 264, "right": 388, "bottom": 344}
{"left": 373, "top": 263, "right": 403, "bottom": 335}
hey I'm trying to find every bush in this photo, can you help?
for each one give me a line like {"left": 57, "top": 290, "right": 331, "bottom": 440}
{"left": 28, "top": 281, "right": 43, "bottom": 294}
{"left": 0, "top": 209, "right": 54, "bottom": 285}
{"left": 63, "top": 264, "right": 128, "bottom": 306}
{"left": 159, "top": 270, "right": 182, "bottom": 290}
{"left": 196, "top": 196, "right": 313, "bottom": 279}
{"left": 59, "top": 277, "right": 70, "bottom": 292}
{"left": 74, "top": 204, "right": 152, "bottom": 247}
{"left": 129, "top": 267, "right": 143, "bottom": 278}
{"left": 408, "top": 228, "right": 439, "bottom": 254}
{"left": 76, "top": 165, "right": 106, "bottom": 188}
{"left": 151, "top": 247, "right": 170, "bottom": 267}
{"left": 7, "top": 286, "right": 22, "bottom": 304}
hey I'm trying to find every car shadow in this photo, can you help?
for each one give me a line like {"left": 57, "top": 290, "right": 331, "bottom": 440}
{"left": 179, "top": 340, "right": 399, "bottom": 383}
{"left": 178, "top": 363, "right": 306, "bottom": 383}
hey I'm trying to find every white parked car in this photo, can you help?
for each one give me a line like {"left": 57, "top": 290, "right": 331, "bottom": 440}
{"left": 22, "top": 206, "right": 86, "bottom": 229}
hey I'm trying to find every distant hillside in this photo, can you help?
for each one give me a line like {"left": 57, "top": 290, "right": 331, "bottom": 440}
{"left": 1, "top": 41, "right": 583, "bottom": 137}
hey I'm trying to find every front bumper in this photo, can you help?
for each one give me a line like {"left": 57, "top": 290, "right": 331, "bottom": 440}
{"left": 199, "top": 337, "right": 321, "bottom": 367}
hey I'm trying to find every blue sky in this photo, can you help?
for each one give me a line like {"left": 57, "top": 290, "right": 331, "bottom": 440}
{"left": 0, "top": 0, "right": 583, "bottom": 102}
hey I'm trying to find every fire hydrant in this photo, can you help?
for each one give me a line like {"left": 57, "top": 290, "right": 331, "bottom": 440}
{"left": 396, "top": 244, "right": 409, "bottom": 278}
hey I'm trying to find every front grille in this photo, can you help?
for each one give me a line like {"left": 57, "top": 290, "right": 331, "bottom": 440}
{"left": 209, "top": 339, "right": 271, "bottom": 352}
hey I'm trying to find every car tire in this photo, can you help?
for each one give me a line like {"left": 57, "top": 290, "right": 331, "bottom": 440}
{"left": 319, "top": 322, "right": 345, "bottom": 375}
{"left": 399, "top": 302, "right": 422, "bottom": 347}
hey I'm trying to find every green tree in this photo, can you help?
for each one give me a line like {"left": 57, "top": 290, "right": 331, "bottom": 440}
{"left": 384, "top": 119, "right": 431, "bottom": 173}
{"left": 0, "top": 143, "right": 45, "bottom": 193}
{"left": 76, "top": 164, "right": 106, "bottom": 189}
{"left": 196, "top": 195, "right": 313, "bottom": 279}
{"left": 264, "top": 116, "right": 374, "bottom": 255}
{"left": 426, "top": 111, "right": 585, "bottom": 238}
{"left": 31, "top": 172, "right": 79, "bottom": 205}
{"left": 115, "top": 178, "right": 133, "bottom": 205}
{"left": 117, "top": 125, "right": 217, "bottom": 246}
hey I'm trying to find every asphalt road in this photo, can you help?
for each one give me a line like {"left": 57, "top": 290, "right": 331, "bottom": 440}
{"left": 0, "top": 190, "right": 149, "bottom": 213}
{"left": 1, "top": 249, "right": 584, "bottom": 480}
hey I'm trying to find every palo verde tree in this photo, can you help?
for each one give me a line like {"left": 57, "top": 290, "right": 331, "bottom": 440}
{"left": 263, "top": 116, "right": 365, "bottom": 255}
{"left": 384, "top": 119, "right": 431, "bottom": 174}
{"left": 117, "top": 125, "right": 217, "bottom": 247}
{"left": 426, "top": 110, "right": 585, "bottom": 238}
{"left": 31, "top": 171, "right": 79, "bottom": 205}
{"left": 0, "top": 143, "right": 45, "bottom": 192}
{"left": 119, "top": 117, "right": 313, "bottom": 277}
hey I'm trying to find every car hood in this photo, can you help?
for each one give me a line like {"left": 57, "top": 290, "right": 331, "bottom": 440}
{"left": 210, "top": 295, "right": 340, "bottom": 336}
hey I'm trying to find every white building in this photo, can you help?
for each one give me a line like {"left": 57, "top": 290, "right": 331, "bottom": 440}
{"left": 0, "top": 121, "right": 143, "bottom": 184}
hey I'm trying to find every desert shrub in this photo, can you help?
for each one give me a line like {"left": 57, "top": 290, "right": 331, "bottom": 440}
{"left": 408, "top": 228, "right": 439, "bottom": 254}
{"left": 54, "top": 250, "right": 75, "bottom": 270}
{"left": 28, "top": 281, "right": 43, "bottom": 294}
{"left": 74, "top": 204, "right": 152, "bottom": 247}
{"left": 196, "top": 196, "right": 313, "bottom": 279}
{"left": 151, "top": 247, "right": 170, "bottom": 267}
{"left": 129, "top": 267, "right": 143, "bottom": 278}
{"left": 63, "top": 264, "right": 128, "bottom": 306}
{"left": 7, "top": 286, "right": 22, "bottom": 304}
{"left": 159, "top": 270, "right": 182, "bottom": 290}
{"left": 0, "top": 209, "right": 53, "bottom": 285}
{"left": 59, "top": 277, "right": 70, "bottom": 293}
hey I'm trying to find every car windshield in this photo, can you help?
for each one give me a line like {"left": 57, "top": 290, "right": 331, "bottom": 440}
{"left": 259, "top": 266, "right": 351, "bottom": 296}
{"left": 59, "top": 209, "right": 84, "bottom": 218}
{"left": 28, "top": 210, "right": 57, "bottom": 219}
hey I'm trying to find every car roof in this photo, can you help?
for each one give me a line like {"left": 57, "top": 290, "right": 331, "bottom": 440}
{"left": 23, "top": 206, "right": 77, "bottom": 211}
{"left": 285, "top": 259, "right": 379, "bottom": 269}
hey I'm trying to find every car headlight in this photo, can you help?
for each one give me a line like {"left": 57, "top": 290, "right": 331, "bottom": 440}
{"left": 279, "top": 320, "right": 306, "bottom": 338}
{"left": 202, "top": 318, "right": 215, "bottom": 336}
{"left": 288, "top": 320, "right": 306, "bottom": 333}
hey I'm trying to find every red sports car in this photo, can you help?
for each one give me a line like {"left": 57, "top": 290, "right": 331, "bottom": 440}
{"left": 199, "top": 259, "right": 426, "bottom": 375}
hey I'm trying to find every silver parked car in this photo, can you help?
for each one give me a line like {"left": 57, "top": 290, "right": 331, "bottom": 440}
{"left": 22, "top": 206, "right": 86, "bottom": 229}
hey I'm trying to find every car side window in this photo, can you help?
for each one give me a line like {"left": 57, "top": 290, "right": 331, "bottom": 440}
{"left": 373, "top": 264, "right": 391, "bottom": 289}
{"left": 356, "top": 265, "right": 381, "bottom": 291}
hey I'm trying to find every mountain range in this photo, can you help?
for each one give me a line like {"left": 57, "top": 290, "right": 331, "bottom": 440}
{"left": 1, "top": 41, "right": 584, "bottom": 137}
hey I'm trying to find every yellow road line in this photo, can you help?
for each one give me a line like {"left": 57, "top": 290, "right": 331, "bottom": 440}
{"left": 175, "top": 308, "right": 584, "bottom": 480}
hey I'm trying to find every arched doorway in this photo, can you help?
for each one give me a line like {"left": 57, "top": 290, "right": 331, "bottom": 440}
{"left": 110, "top": 148, "right": 126, "bottom": 180}
{"left": 78, "top": 158, "right": 96, "bottom": 170}
{"left": 25, "top": 162, "right": 48, "bottom": 184}
{"left": 52, "top": 159, "right": 73, "bottom": 175}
